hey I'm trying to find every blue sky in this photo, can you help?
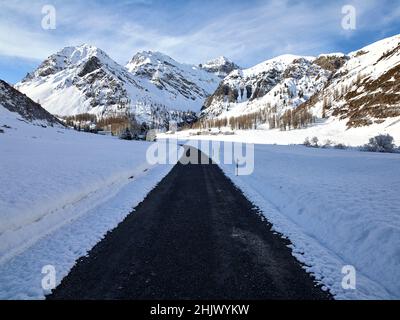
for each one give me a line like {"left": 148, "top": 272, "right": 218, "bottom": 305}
{"left": 1, "top": 0, "right": 399, "bottom": 83}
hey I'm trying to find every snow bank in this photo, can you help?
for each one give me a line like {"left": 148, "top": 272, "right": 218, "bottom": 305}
{"left": 217, "top": 144, "right": 400, "bottom": 299}
{"left": 0, "top": 106, "right": 174, "bottom": 299}
{"left": 182, "top": 138, "right": 400, "bottom": 299}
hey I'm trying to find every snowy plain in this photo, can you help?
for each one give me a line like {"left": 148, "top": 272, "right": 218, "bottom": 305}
{"left": 0, "top": 106, "right": 176, "bottom": 299}
{"left": 1, "top": 101, "right": 399, "bottom": 300}
{"left": 161, "top": 114, "right": 400, "bottom": 147}
{"left": 178, "top": 136, "right": 400, "bottom": 300}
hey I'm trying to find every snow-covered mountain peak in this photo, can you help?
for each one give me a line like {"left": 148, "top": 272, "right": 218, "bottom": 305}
{"left": 200, "top": 56, "right": 240, "bottom": 78}
{"left": 318, "top": 52, "right": 346, "bottom": 58}
{"left": 245, "top": 54, "right": 313, "bottom": 76}
{"left": 20, "top": 44, "right": 119, "bottom": 84}
{"left": 265, "top": 54, "right": 312, "bottom": 65}
{"left": 16, "top": 44, "right": 140, "bottom": 117}
{"left": 58, "top": 44, "right": 104, "bottom": 63}
{"left": 125, "top": 50, "right": 181, "bottom": 73}
{"left": 123, "top": 50, "right": 220, "bottom": 111}
{"left": 203, "top": 56, "right": 232, "bottom": 67}
{"left": 16, "top": 46, "right": 221, "bottom": 125}
{"left": 126, "top": 50, "right": 215, "bottom": 79}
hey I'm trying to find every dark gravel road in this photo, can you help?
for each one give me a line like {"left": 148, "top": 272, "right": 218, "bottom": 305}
{"left": 48, "top": 147, "right": 331, "bottom": 300}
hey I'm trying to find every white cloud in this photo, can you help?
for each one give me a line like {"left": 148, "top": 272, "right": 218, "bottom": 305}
{"left": 0, "top": 0, "right": 397, "bottom": 68}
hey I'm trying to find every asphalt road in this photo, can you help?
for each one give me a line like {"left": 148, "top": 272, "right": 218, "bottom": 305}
{"left": 48, "top": 147, "right": 332, "bottom": 300}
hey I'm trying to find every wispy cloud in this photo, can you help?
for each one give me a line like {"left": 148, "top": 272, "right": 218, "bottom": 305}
{"left": 0, "top": 0, "right": 399, "bottom": 69}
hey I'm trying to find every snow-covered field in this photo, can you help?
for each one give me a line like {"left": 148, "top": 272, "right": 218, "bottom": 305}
{"left": 0, "top": 106, "right": 174, "bottom": 299}
{"left": 160, "top": 115, "right": 400, "bottom": 147}
{"left": 181, "top": 138, "right": 400, "bottom": 300}
{"left": 1, "top": 101, "right": 399, "bottom": 300}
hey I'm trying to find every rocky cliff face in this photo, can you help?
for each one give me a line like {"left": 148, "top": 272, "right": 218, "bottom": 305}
{"left": 308, "top": 35, "right": 400, "bottom": 129}
{"left": 201, "top": 34, "right": 400, "bottom": 132}
{"left": 0, "top": 80, "right": 62, "bottom": 126}
{"left": 125, "top": 51, "right": 220, "bottom": 110}
{"left": 201, "top": 54, "right": 338, "bottom": 119}
{"left": 199, "top": 56, "right": 240, "bottom": 78}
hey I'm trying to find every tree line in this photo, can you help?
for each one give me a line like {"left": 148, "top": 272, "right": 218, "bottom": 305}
{"left": 191, "top": 105, "right": 315, "bottom": 131}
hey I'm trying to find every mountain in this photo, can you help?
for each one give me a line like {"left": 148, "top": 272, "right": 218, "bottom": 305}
{"left": 304, "top": 34, "right": 400, "bottom": 129}
{"left": 16, "top": 45, "right": 220, "bottom": 127}
{"left": 125, "top": 51, "right": 220, "bottom": 111}
{"left": 16, "top": 45, "right": 146, "bottom": 118}
{"left": 0, "top": 80, "right": 62, "bottom": 126}
{"left": 199, "top": 56, "right": 240, "bottom": 78}
{"left": 200, "top": 34, "right": 400, "bottom": 137}
{"left": 16, "top": 35, "right": 400, "bottom": 136}
{"left": 201, "top": 53, "right": 347, "bottom": 119}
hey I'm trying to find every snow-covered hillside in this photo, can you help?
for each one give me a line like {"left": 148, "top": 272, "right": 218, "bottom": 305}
{"left": 0, "top": 106, "right": 177, "bottom": 299}
{"left": 199, "top": 34, "right": 400, "bottom": 145}
{"left": 0, "top": 80, "right": 62, "bottom": 127}
{"left": 201, "top": 54, "right": 344, "bottom": 119}
{"left": 16, "top": 45, "right": 221, "bottom": 126}
{"left": 125, "top": 50, "right": 220, "bottom": 111}
{"left": 308, "top": 34, "right": 400, "bottom": 128}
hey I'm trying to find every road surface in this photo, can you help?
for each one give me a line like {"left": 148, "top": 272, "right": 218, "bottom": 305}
{"left": 48, "top": 147, "right": 331, "bottom": 300}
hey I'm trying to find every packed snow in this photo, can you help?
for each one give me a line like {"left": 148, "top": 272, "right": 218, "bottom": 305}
{"left": 0, "top": 105, "right": 176, "bottom": 299}
{"left": 180, "top": 138, "right": 400, "bottom": 299}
